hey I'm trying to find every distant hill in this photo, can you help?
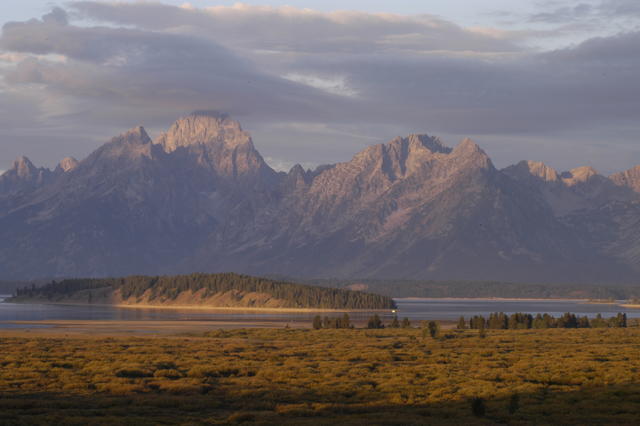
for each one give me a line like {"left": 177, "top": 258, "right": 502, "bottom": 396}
{"left": 0, "top": 281, "right": 29, "bottom": 295}
{"left": 2, "top": 111, "right": 640, "bottom": 282}
{"left": 303, "top": 278, "right": 640, "bottom": 300}
{"left": 9, "top": 273, "right": 396, "bottom": 311}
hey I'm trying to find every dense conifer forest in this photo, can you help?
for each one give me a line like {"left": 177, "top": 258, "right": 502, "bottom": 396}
{"left": 458, "top": 312, "right": 629, "bottom": 330}
{"left": 12, "top": 273, "right": 397, "bottom": 310}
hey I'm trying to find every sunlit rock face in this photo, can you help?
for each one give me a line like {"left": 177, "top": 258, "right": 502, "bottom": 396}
{"left": 56, "top": 157, "right": 79, "bottom": 173}
{"left": 157, "top": 112, "right": 279, "bottom": 186}
{"left": 0, "top": 112, "right": 639, "bottom": 283}
{"left": 0, "top": 156, "right": 52, "bottom": 195}
{"left": 611, "top": 166, "right": 640, "bottom": 194}
{"left": 159, "top": 112, "right": 249, "bottom": 153}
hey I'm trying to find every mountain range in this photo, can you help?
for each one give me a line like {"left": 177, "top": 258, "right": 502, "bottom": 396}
{"left": 2, "top": 111, "right": 639, "bottom": 283}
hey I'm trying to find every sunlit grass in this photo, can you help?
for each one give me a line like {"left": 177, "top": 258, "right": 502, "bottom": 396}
{"left": 1, "top": 327, "right": 640, "bottom": 424}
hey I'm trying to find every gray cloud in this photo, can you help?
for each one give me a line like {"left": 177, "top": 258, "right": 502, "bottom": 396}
{"left": 0, "top": 2, "right": 639, "bottom": 174}
{"left": 528, "top": 0, "right": 640, "bottom": 24}
{"left": 1, "top": 8, "right": 360, "bottom": 126}
{"left": 43, "top": 7, "right": 69, "bottom": 26}
{"left": 604, "top": 0, "right": 640, "bottom": 15}
{"left": 530, "top": 3, "right": 594, "bottom": 23}
{"left": 70, "top": 1, "right": 519, "bottom": 55}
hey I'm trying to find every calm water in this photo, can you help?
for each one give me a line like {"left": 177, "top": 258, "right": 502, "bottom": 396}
{"left": 395, "top": 298, "right": 640, "bottom": 321}
{"left": 1, "top": 295, "right": 639, "bottom": 328}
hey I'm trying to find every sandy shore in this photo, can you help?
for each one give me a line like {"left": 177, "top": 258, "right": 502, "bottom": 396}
{"left": 6, "top": 299, "right": 393, "bottom": 313}
{"left": 112, "top": 303, "right": 392, "bottom": 313}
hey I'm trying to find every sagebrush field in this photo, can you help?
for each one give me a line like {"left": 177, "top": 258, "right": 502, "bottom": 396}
{"left": 2, "top": 327, "right": 640, "bottom": 425}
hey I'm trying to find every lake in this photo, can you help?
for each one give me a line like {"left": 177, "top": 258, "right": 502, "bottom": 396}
{"left": 1, "top": 295, "right": 639, "bottom": 328}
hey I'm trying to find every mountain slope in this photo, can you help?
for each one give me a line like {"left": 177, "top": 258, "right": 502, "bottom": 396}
{"left": 0, "top": 112, "right": 638, "bottom": 282}
{"left": 0, "top": 114, "right": 280, "bottom": 278}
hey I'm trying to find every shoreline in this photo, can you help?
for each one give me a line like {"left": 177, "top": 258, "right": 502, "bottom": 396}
{"left": 0, "top": 318, "right": 459, "bottom": 336}
{"left": 114, "top": 303, "right": 392, "bottom": 313}
{"left": 396, "top": 297, "right": 589, "bottom": 302}
{"left": 4, "top": 299, "right": 394, "bottom": 313}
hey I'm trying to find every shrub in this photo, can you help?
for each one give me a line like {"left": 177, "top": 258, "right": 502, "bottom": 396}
{"left": 508, "top": 393, "right": 520, "bottom": 414}
{"left": 471, "top": 397, "right": 485, "bottom": 417}
{"left": 228, "top": 412, "right": 256, "bottom": 423}
{"left": 153, "top": 369, "right": 182, "bottom": 380}
{"left": 155, "top": 361, "right": 178, "bottom": 370}
{"left": 187, "top": 366, "right": 217, "bottom": 378}
{"left": 115, "top": 368, "right": 152, "bottom": 379}
{"left": 426, "top": 321, "right": 440, "bottom": 339}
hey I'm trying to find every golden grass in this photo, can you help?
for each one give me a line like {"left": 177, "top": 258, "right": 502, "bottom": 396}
{"left": 1, "top": 328, "right": 640, "bottom": 424}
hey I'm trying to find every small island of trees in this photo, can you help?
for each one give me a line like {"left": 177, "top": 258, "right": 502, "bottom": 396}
{"left": 12, "top": 273, "right": 397, "bottom": 310}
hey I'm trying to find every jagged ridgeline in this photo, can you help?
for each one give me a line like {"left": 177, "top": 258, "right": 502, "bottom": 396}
{"left": 4, "top": 111, "right": 640, "bottom": 283}
{"left": 12, "top": 273, "right": 396, "bottom": 310}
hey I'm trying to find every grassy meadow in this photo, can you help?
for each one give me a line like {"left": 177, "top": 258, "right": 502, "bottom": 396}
{"left": 2, "top": 327, "right": 640, "bottom": 425}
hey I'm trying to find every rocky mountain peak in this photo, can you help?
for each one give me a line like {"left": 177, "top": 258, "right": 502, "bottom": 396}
{"left": 610, "top": 165, "right": 640, "bottom": 193}
{"left": 56, "top": 157, "right": 79, "bottom": 173}
{"left": 285, "top": 164, "right": 311, "bottom": 189}
{"left": 526, "top": 161, "right": 559, "bottom": 182}
{"left": 505, "top": 160, "right": 559, "bottom": 183}
{"left": 0, "top": 156, "right": 52, "bottom": 195}
{"left": 288, "top": 164, "right": 306, "bottom": 178}
{"left": 343, "top": 134, "right": 454, "bottom": 182}
{"left": 11, "top": 156, "right": 37, "bottom": 179}
{"left": 389, "top": 134, "right": 452, "bottom": 155}
{"left": 561, "top": 166, "right": 599, "bottom": 186}
{"left": 124, "top": 126, "right": 149, "bottom": 140}
{"left": 454, "top": 137, "right": 481, "bottom": 152}
{"left": 156, "top": 112, "right": 278, "bottom": 182}
{"left": 85, "top": 126, "right": 155, "bottom": 166}
{"left": 450, "top": 138, "right": 493, "bottom": 170}
{"left": 158, "top": 111, "right": 251, "bottom": 153}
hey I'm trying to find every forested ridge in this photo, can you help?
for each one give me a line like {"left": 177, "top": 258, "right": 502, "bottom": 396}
{"left": 12, "top": 273, "right": 396, "bottom": 310}
{"left": 300, "top": 278, "right": 640, "bottom": 299}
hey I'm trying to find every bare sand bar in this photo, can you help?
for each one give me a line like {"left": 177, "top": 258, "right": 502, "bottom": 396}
{"left": 113, "top": 303, "right": 391, "bottom": 313}
{"left": 8, "top": 299, "right": 392, "bottom": 313}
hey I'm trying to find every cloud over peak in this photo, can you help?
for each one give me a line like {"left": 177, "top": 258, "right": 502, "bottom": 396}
{"left": 0, "top": 1, "right": 639, "bottom": 174}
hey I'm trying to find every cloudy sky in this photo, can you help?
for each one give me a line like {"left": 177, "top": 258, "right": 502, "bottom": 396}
{"left": 1, "top": 1, "right": 639, "bottom": 174}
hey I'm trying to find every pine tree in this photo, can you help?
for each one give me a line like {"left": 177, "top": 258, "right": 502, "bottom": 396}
{"left": 367, "top": 314, "right": 383, "bottom": 329}
{"left": 478, "top": 318, "right": 486, "bottom": 338}
{"left": 341, "top": 313, "right": 351, "bottom": 329}
{"left": 323, "top": 316, "right": 331, "bottom": 329}
{"left": 312, "top": 315, "right": 322, "bottom": 330}
{"left": 471, "top": 397, "right": 485, "bottom": 417}
{"left": 457, "top": 316, "right": 467, "bottom": 330}
{"left": 390, "top": 315, "right": 400, "bottom": 328}
{"left": 508, "top": 394, "right": 519, "bottom": 415}
{"left": 427, "top": 321, "right": 440, "bottom": 339}
{"left": 578, "top": 316, "right": 590, "bottom": 328}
